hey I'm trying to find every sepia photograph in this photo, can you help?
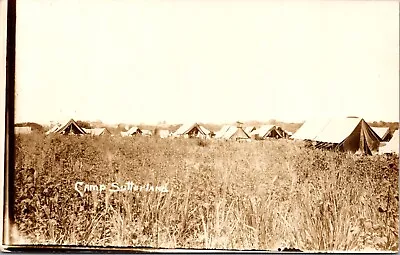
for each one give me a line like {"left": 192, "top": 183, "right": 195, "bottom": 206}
{"left": 2, "top": 0, "right": 399, "bottom": 252}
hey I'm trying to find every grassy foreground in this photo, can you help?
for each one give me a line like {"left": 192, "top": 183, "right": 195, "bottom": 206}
{"left": 13, "top": 134, "right": 398, "bottom": 251}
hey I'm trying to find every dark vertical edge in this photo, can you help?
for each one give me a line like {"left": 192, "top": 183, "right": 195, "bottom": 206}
{"left": 3, "top": 0, "right": 16, "bottom": 246}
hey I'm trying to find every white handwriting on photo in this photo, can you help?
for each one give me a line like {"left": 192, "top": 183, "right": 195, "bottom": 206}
{"left": 74, "top": 181, "right": 169, "bottom": 197}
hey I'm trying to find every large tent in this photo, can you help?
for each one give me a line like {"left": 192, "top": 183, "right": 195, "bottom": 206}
{"left": 371, "top": 127, "right": 391, "bottom": 142}
{"left": 173, "top": 123, "right": 211, "bottom": 138}
{"left": 379, "top": 130, "right": 399, "bottom": 155}
{"left": 47, "top": 119, "right": 86, "bottom": 135}
{"left": 291, "top": 117, "right": 381, "bottom": 154}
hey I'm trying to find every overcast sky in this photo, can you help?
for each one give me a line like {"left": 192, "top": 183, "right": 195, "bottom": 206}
{"left": 15, "top": 0, "right": 399, "bottom": 125}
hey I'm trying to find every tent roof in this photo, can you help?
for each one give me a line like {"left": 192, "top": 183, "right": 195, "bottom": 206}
{"left": 244, "top": 126, "right": 255, "bottom": 134}
{"left": 316, "top": 118, "right": 363, "bottom": 143}
{"left": 46, "top": 124, "right": 61, "bottom": 135}
{"left": 371, "top": 127, "right": 390, "bottom": 140}
{"left": 214, "top": 125, "right": 231, "bottom": 138}
{"left": 222, "top": 126, "right": 250, "bottom": 140}
{"left": 126, "top": 126, "right": 142, "bottom": 135}
{"left": 56, "top": 119, "right": 86, "bottom": 135}
{"left": 83, "top": 128, "right": 110, "bottom": 136}
{"left": 380, "top": 130, "right": 399, "bottom": 154}
{"left": 141, "top": 129, "right": 153, "bottom": 135}
{"left": 15, "top": 127, "right": 32, "bottom": 134}
{"left": 174, "top": 123, "right": 210, "bottom": 136}
{"left": 291, "top": 117, "right": 364, "bottom": 144}
{"left": 256, "top": 125, "right": 276, "bottom": 138}
{"left": 158, "top": 129, "right": 170, "bottom": 138}
{"left": 198, "top": 125, "right": 211, "bottom": 135}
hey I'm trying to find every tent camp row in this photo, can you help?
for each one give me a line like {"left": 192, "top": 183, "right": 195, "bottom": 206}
{"left": 171, "top": 123, "right": 292, "bottom": 141}
{"left": 42, "top": 118, "right": 398, "bottom": 155}
{"left": 46, "top": 119, "right": 111, "bottom": 136}
{"left": 44, "top": 119, "right": 293, "bottom": 141}
{"left": 291, "top": 117, "right": 398, "bottom": 155}
{"left": 45, "top": 119, "right": 171, "bottom": 138}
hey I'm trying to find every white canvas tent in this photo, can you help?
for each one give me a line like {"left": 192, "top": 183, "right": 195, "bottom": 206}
{"left": 46, "top": 125, "right": 61, "bottom": 135}
{"left": 46, "top": 119, "right": 86, "bottom": 135}
{"left": 291, "top": 117, "right": 381, "bottom": 155}
{"left": 379, "top": 130, "right": 399, "bottom": 155}
{"left": 141, "top": 130, "right": 153, "bottom": 136}
{"left": 214, "top": 125, "right": 231, "bottom": 139}
{"left": 216, "top": 126, "right": 251, "bottom": 141}
{"left": 120, "top": 131, "right": 129, "bottom": 137}
{"left": 15, "top": 127, "right": 32, "bottom": 134}
{"left": 83, "top": 128, "right": 111, "bottom": 136}
{"left": 173, "top": 123, "right": 211, "bottom": 138}
{"left": 252, "top": 125, "right": 289, "bottom": 140}
{"left": 126, "top": 126, "right": 143, "bottom": 136}
{"left": 157, "top": 129, "right": 170, "bottom": 138}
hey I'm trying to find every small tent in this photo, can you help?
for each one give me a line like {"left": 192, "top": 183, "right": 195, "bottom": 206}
{"left": 214, "top": 125, "right": 231, "bottom": 139}
{"left": 254, "top": 125, "right": 281, "bottom": 139}
{"left": 252, "top": 125, "right": 289, "bottom": 140}
{"left": 157, "top": 129, "right": 170, "bottom": 138}
{"left": 371, "top": 127, "right": 391, "bottom": 142}
{"left": 276, "top": 126, "right": 290, "bottom": 139}
{"left": 15, "top": 127, "right": 32, "bottom": 135}
{"left": 291, "top": 117, "right": 381, "bottom": 155}
{"left": 51, "top": 119, "right": 86, "bottom": 135}
{"left": 83, "top": 128, "right": 111, "bottom": 136}
{"left": 141, "top": 130, "right": 153, "bottom": 137}
{"left": 173, "top": 123, "right": 211, "bottom": 138}
{"left": 379, "top": 130, "right": 399, "bottom": 155}
{"left": 126, "top": 126, "right": 143, "bottom": 136}
{"left": 120, "top": 131, "right": 129, "bottom": 137}
{"left": 46, "top": 125, "right": 61, "bottom": 135}
{"left": 220, "top": 126, "right": 251, "bottom": 141}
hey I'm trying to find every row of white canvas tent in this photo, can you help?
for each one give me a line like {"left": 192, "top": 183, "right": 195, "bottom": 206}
{"left": 45, "top": 119, "right": 111, "bottom": 136}
{"left": 171, "top": 123, "right": 291, "bottom": 141}
{"left": 43, "top": 119, "right": 294, "bottom": 141}
{"left": 45, "top": 119, "right": 172, "bottom": 138}
{"left": 41, "top": 118, "right": 398, "bottom": 155}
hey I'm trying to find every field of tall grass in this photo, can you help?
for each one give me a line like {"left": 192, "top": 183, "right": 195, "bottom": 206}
{"left": 12, "top": 133, "right": 398, "bottom": 251}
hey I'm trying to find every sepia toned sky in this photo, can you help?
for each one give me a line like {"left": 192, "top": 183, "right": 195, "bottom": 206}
{"left": 15, "top": 0, "right": 399, "bottom": 125}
